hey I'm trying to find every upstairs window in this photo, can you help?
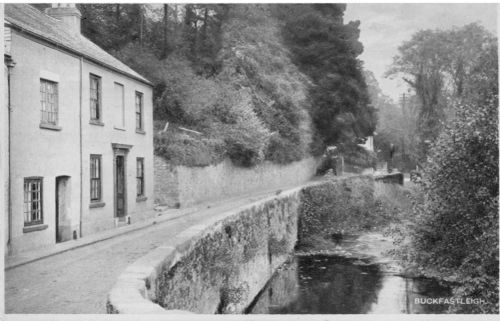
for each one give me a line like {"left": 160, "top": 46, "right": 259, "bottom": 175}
{"left": 40, "top": 79, "right": 58, "bottom": 125}
{"left": 135, "top": 92, "right": 143, "bottom": 131}
{"left": 90, "top": 155, "right": 102, "bottom": 202}
{"left": 90, "top": 74, "right": 102, "bottom": 122}
{"left": 136, "top": 158, "right": 144, "bottom": 197}
{"left": 24, "top": 178, "right": 43, "bottom": 226}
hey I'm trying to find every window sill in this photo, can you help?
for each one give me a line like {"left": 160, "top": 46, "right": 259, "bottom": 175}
{"left": 39, "top": 123, "right": 62, "bottom": 131}
{"left": 136, "top": 196, "right": 148, "bottom": 202}
{"left": 135, "top": 129, "right": 146, "bottom": 135}
{"left": 23, "top": 224, "right": 48, "bottom": 233}
{"left": 89, "top": 201, "right": 106, "bottom": 208}
{"left": 114, "top": 126, "right": 126, "bottom": 131}
{"left": 89, "top": 120, "right": 105, "bottom": 126}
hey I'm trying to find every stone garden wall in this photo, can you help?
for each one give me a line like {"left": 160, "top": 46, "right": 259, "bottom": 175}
{"left": 154, "top": 156, "right": 319, "bottom": 208}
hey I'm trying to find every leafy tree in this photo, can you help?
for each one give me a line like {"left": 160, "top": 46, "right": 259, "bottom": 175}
{"left": 386, "top": 22, "right": 499, "bottom": 313}
{"left": 386, "top": 23, "right": 497, "bottom": 162}
{"left": 218, "top": 4, "right": 313, "bottom": 163}
{"left": 79, "top": 4, "right": 147, "bottom": 51}
{"left": 403, "top": 95, "right": 499, "bottom": 313}
{"left": 76, "top": 4, "right": 377, "bottom": 167}
{"left": 178, "top": 4, "right": 228, "bottom": 75}
{"left": 275, "top": 4, "right": 376, "bottom": 150}
{"left": 365, "top": 70, "right": 419, "bottom": 170}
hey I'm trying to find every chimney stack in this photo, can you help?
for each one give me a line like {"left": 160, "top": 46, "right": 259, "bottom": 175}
{"left": 45, "top": 4, "right": 81, "bottom": 34}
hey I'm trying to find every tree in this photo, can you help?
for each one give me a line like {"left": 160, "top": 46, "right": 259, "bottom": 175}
{"left": 180, "top": 4, "right": 228, "bottom": 75}
{"left": 79, "top": 4, "right": 149, "bottom": 51}
{"left": 275, "top": 4, "right": 376, "bottom": 151}
{"left": 161, "top": 4, "right": 169, "bottom": 58}
{"left": 217, "top": 4, "right": 313, "bottom": 163}
{"left": 405, "top": 95, "right": 498, "bottom": 313}
{"left": 77, "top": 4, "right": 374, "bottom": 168}
{"left": 389, "top": 24, "right": 499, "bottom": 313}
{"left": 386, "top": 23, "right": 497, "bottom": 162}
{"left": 364, "top": 70, "right": 419, "bottom": 170}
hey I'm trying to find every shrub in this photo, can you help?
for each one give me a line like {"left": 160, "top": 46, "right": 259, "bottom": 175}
{"left": 154, "top": 130, "right": 226, "bottom": 167}
{"left": 402, "top": 96, "right": 498, "bottom": 313}
{"left": 299, "top": 177, "right": 376, "bottom": 241}
{"left": 154, "top": 57, "right": 271, "bottom": 167}
{"left": 218, "top": 4, "right": 313, "bottom": 164}
{"left": 338, "top": 143, "right": 377, "bottom": 173}
{"left": 210, "top": 89, "right": 271, "bottom": 167}
{"left": 155, "top": 56, "right": 220, "bottom": 125}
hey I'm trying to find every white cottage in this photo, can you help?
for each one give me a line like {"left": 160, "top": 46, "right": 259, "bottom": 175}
{"left": 3, "top": 4, "right": 155, "bottom": 255}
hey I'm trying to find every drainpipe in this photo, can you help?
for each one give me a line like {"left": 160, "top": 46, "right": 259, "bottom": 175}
{"left": 6, "top": 56, "right": 16, "bottom": 250}
{"left": 79, "top": 57, "right": 83, "bottom": 238}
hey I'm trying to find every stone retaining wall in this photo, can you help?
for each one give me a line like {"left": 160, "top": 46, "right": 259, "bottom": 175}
{"left": 154, "top": 156, "right": 319, "bottom": 208}
{"left": 108, "top": 174, "right": 398, "bottom": 314}
{"left": 107, "top": 186, "right": 304, "bottom": 314}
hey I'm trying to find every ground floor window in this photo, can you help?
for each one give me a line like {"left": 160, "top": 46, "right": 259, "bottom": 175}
{"left": 24, "top": 178, "right": 43, "bottom": 226}
{"left": 90, "top": 154, "right": 102, "bottom": 202}
{"left": 136, "top": 158, "right": 144, "bottom": 197}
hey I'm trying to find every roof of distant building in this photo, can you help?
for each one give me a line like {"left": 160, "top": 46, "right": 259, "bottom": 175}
{"left": 4, "top": 4, "right": 152, "bottom": 86}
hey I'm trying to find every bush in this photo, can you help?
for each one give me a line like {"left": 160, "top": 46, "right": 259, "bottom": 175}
{"left": 218, "top": 4, "right": 313, "bottom": 164}
{"left": 209, "top": 89, "right": 271, "bottom": 167}
{"left": 402, "top": 96, "right": 498, "bottom": 313}
{"left": 339, "top": 143, "right": 377, "bottom": 170}
{"left": 154, "top": 57, "right": 271, "bottom": 167}
{"left": 111, "top": 7, "right": 315, "bottom": 168}
{"left": 155, "top": 56, "right": 220, "bottom": 125}
{"left": 154, "top": 130, "right": 226, "bottom": 167}
{"left": 298, "top": 178, "right": 416, "bottom": 253}
{"left": 299, "top": 177, "right": 376, "bottom": 240}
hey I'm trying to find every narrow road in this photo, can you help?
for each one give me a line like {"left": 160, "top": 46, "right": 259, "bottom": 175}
{"left": 5, "top": 190, "right": 282, "bottom": 314}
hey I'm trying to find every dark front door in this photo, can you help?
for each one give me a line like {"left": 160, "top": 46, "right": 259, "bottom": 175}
{"left": 115, "top": 155, "right": 126, "bottom": 218}
{"left": 56, "top": 176, "right": 71, "bottom": 243}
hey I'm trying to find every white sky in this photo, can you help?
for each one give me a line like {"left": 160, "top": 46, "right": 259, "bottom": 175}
{"left": 344, "top": 3, "right": 498, "bottom": 102}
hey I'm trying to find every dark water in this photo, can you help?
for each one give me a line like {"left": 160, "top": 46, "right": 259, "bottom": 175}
{"left": 247, "top": 255, "right": 452, "bottom": 314}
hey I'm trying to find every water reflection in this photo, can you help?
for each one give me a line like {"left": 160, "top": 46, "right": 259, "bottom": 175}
{"left": 247, "top": 255, "right": 451, "bottom": 314}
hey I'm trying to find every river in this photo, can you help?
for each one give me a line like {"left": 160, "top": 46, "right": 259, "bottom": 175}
{"left": 247, "top": 233, "right": 452, "bottom": 314}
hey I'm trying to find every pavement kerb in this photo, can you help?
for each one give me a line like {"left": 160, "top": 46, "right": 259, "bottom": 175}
{"left": 4, "top": 204, "right": 210, "bottom": 270}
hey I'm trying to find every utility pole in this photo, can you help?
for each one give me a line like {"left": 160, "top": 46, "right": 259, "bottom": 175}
{"left": 399, "top": 93, "right": 407, "bottom": 166}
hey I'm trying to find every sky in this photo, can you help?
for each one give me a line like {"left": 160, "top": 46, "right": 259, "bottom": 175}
{"left": 344, "top": 3, "right": 498, "bottom": 102}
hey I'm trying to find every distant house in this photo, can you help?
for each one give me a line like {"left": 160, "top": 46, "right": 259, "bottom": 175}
{"left": 358, "top": 136, "right": 374, "bottom": 152}
{"left": 3, "top": 4, "right": 154, "bottom": 255}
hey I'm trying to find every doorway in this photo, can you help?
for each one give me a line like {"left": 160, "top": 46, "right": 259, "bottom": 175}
{"left": 55, "top": 176, "right": 71, "bottom": 243}
{"left": 112, "top": 143, "right": 132, "bottom": 222}
{"left": 115, "top": 154, "right": 126, "bottom": 219}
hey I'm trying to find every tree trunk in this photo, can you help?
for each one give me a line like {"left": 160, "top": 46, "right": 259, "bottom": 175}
{"left": 162, "top": 4, "right": 169, "bottom": 58}
{"left": 115, "top": 4, "right": 121, "bottom": 25}
{"left": 202, "top": 7, "right": 209, "bottom": 48}
{"left": 139, "top": 5, "right": 144, "bottom": 48}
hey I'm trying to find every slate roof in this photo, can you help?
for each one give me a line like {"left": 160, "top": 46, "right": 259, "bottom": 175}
{"left": 4, "top": 4, "right": 151, "bottom": 85}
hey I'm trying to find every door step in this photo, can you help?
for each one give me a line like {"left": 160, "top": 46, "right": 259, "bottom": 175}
{"left": 114, "top": 216, "right": 131, "bottom": 228}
